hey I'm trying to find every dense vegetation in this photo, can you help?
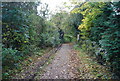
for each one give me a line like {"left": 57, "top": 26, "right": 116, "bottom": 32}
{"left": 2, "top": 2, "right": 61, "bottom": 79}
{"left": 2, "top": 1, "right": 120, "bottom": 79}
{"left": 71, "top": 2, "right": 120, "bottom": 76}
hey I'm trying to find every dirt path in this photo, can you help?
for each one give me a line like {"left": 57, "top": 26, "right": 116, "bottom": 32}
{"left": 14, "top": 43, "right": 117, "bottom": 79}
{"left": 39, "top": 44, "right": 79, "bottom": 79}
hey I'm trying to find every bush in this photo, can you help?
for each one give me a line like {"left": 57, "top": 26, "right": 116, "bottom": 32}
{"left": 64, "top": 35, "right": 73, "bottom": 43}
{"left": 41, "top": 31, "right": 61, "bottom": 47}
{"left": 77, "top": 2, "right": 120, "bottom": 76}
{"left": 2, "top": 48, "right": 23, "bottom": 79}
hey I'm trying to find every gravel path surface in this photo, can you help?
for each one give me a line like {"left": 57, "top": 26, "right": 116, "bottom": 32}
{"left": 40, "top": 44, "right": 79, "bottom": 79}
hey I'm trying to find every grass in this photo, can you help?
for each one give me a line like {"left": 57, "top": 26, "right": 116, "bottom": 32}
{"left": 34, "top": 49, "right": 56, "bottom": 79}
{"left": 11, "top": 47, "right": 52, "bottom": 79}
{"left": 73, "top": 44, "right": 114, "bottom": 79}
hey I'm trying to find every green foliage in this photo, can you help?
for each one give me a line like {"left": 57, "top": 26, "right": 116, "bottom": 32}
{"left": 64, "top": 34, "right": 73, "bottom": 43}
{"left": 67, "top": 13, "right": 82, "bottom": 39}
{"left": 50, "top": 12, "right": 82, "bottom": 43}
{"left": 41, "top": 31, "right": 61, "bottom": 47}
{"left": 2, "top": 2, "right": 61, "bottom": 79}
{"left": 2, "top": 1, "right": 120, "bottom": 79}
{"left": 77, "top": 2, "right": 106, "bottom": 39}
{"left": 72, "top": 1, "right": 120, "bottom": 76}
{"left": 2, "top": 48, "right": 23, "bottom": 79}
{"left": 90, "top": 2, "right": 120, "bottom": 74}
{"left": 2, "top": 2, "right": 37, "bottom": 50}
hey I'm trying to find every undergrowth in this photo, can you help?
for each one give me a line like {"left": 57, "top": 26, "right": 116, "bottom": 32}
{"left": 73, "top": 44, "right": 118, "bottom": 79}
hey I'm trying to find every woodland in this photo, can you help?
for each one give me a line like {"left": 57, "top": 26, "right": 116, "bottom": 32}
{"left": 1, "top": 0, "right": 120, "bottom": 79}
